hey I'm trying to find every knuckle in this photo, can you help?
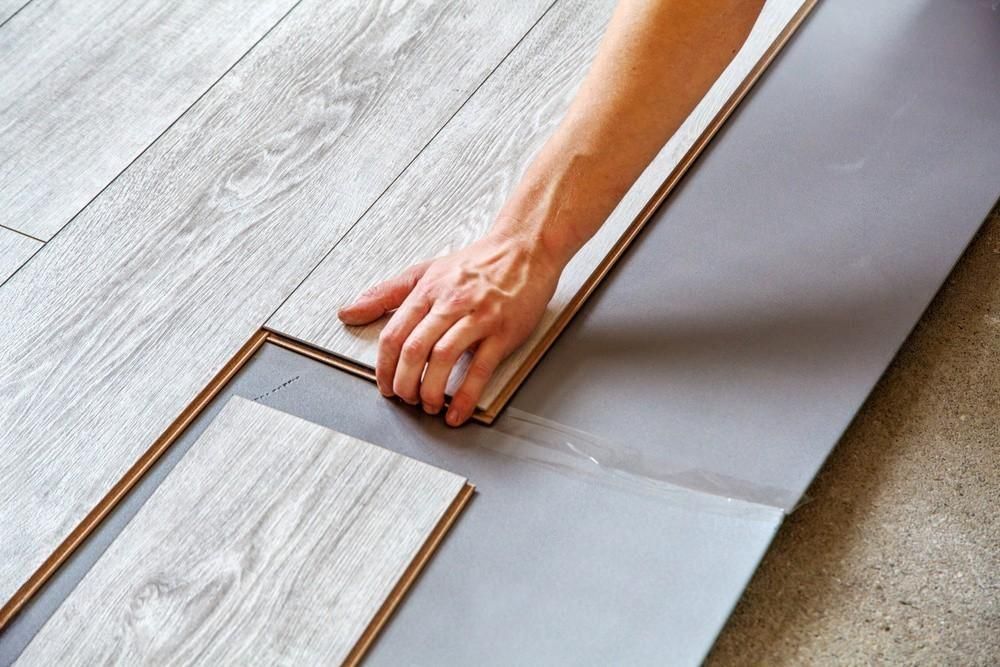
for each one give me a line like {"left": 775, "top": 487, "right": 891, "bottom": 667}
{"left": 468, "top": 360, "right": 494, "bottom": 380}
{"left": 431, "top": 341, "right": 456, "bottom": 359}
{"left": 378, "top": 329, "right": 402, "bottom": 349}
{"left": 400, "top": 338, "right": 426, "bottom": 361}
{"left": 419, "top": 384, "right": 441, "bottom": 406}
{"left": 452, "top": 391, "right": 475, "bottom": 408}
{"left": 479, "top": 311, "right": 502, "bottom": 328}
{"left": 412, "top": 282, "right": 433, "bottom": 301}
{"left": 392, "top": 378, "right": 412, "bottom": 401}
{"left": 439, "top": 290, "right": 472, "bottom": 312}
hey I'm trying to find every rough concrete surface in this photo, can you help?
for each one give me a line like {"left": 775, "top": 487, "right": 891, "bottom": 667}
{"left": 708, "top": 205, "right": 999, "bottom": 666}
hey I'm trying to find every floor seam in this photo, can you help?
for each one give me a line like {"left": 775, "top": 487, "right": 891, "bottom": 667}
{"left": 0, "top": 224, "right": 44, "bottom": 243}
{"left": 0, "top": 0, "right": 32, "bottom": 30}
{"left": 0, "top": 0, "right": 308, "bottom": 285}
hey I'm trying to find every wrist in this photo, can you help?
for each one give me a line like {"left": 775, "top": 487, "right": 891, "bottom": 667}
{"left": 487, "top": 213, "right": 576, "bottom": 276}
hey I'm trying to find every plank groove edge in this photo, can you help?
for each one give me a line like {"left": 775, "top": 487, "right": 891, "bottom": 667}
{"left": 0, "top": 330, "right": 270, "bottom": 631}
{"left": 344, "top": 482, "right": 475, "bottom": 667}
{"left": 263, "top": 330, "right": 496, "bottom": 424}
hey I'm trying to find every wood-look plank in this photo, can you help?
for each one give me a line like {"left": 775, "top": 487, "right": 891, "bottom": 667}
{"left": 0, "top": 0, "right": 297, "bottom": 240}
{"left": 0, "top": 0, "right": 548, "bottom": 610}
{"left": 0, "top": 227, "right": 39, "bottom": 284}
{"left": 267, "top": 0, "right": 810, "bottom": 417}
{"left": 17, "top": 397, "right": 468, "bottom": 665}
{"left": 0, "top": 0, "right": 28, "bottom": 25}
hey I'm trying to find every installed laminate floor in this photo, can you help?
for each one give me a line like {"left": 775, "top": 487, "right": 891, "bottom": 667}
{"left": 0, "top": 0, "right": 298, "bottom": 241}
{"left": 0, "top": 1, "right": 26, "bottom": 25}
{"left": 266, "top": 0, "right": 811, "bottom": 418}
{"left": 0, "top": 228, "right": 38, "bottom": 284}
{"left": 0, "top": 0, "right": 549, "bottom": 607}
{"left": 17, "top": 398, "right": 468, "bottom": 665}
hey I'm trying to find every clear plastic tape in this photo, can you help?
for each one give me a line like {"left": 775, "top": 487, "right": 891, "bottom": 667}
{"left": 485, "top": 408, "right": 799, "bottom": 521}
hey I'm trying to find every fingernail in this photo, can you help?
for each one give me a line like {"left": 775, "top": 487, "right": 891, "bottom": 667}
{"left": 446, "top": 409, "right": 460, "bottom": 426}
{"left": 423, "top": 403, "right": 438, "bottom": 415}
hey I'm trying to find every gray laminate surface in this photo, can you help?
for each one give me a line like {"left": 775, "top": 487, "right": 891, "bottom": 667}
{"left": 0, "top": 0, "right": 297, "bottom": 240}
{"left": 0, "top": 0, "right": 27, "bottom": 25}
{"left": 0, "top": 228, "right": 39, "bottom": 284}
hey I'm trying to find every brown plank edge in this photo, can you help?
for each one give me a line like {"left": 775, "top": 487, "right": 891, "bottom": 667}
{"left": 1, "top": 0, "right": 815, "bottom": 647}
{"left": 0, "top": 328, "right": 475, "bottom": 667}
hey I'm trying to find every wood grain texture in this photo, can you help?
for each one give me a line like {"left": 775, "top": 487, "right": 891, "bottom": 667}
{"left": 267, "top": 0, "right": 810, "bottom": 413}
{"left": 17, "top": 397, "right": 467, "bottom": 665}
{"left": 0, "top": 0, "right": 28, "bottom": 25}
{"left": 0, "top": 0, "right": 297, "bottom": 240}
{"left": 0, "top": 0, "right": 549, "bottom": 607}
{"left": 0, "top": 227, "right": 39, "bottom": 284}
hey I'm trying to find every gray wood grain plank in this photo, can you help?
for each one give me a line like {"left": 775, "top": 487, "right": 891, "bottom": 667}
{"left": 267, "top": 0, "right": 809, "bottom": 414}
{"left": 0, "top": 227, "right": 40, "bottom": 284}
{"left": 16, "top": 397, "right": 467, "bottom": 665}
{"left": 0, "top": 0, "right": 28, "bottom": 25}
{"left": 0, "top": 0, "right": 297, "bottom": 240}
{"left": 0, "top": 0, "right": 548, "bottom": 608}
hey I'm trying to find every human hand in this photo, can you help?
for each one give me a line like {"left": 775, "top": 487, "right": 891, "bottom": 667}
{"left": 338, "top": 230, "right": 563, "bottom": 426}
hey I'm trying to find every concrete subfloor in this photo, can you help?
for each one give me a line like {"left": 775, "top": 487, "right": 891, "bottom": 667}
{"left": 708, "top": 204, "right": 999, "bottom": 665}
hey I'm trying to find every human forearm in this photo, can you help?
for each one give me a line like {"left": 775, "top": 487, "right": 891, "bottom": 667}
{"left": 491, "top": 0, "right": 765, "bottom": 267}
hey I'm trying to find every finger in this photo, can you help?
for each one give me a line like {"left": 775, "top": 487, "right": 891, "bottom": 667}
{"left": 445, "top": 336, "right": 508, "bottom": 427}
{"left": 338, "top": 262, "right": 430, "bottom": 326}
{"left": 392, "top": 310, "right": 462, "bottom": 405}
{"left": 375, "top": 295, "right": 430, "bottom": 397}
{"left": 419, "top": 318, "right": 486, "bottom": 415}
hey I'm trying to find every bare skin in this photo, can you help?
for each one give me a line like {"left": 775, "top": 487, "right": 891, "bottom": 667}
{"left": 339, "top": 0, "right": 765, "bottom": 426}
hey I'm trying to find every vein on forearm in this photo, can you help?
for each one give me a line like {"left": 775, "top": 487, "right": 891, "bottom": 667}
{"left": 494, "top": 0, "right": 765, "bottom": 264}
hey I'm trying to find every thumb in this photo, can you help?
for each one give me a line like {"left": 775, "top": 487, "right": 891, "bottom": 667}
{"left": 338, "top": 262, "right": 430, "bottom": 325}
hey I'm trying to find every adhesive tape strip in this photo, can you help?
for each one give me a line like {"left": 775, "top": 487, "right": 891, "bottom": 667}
{"left": 492, "top": 408, "right": 799, "bottom": 517}
{"left": 478, "top": 407, "right": 793, "bottom": 522}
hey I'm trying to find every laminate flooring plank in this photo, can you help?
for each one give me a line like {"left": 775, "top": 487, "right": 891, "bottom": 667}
{"left": 0, "top": 0, "right": 549, "bottom": 606}
{"left": 0, "top": 1, "right": 28, "bottom": 25}
{"left": 0, "top": 228, "right": 40, "bottom": 284}
{"left": 266, "top": 0, "right": 810, "bottom": 415}
{"left": 16, "top": 397, "right": 468, "bottom": 665}
{"left": 0, "top": 0, "right": 298, "bottom": 240}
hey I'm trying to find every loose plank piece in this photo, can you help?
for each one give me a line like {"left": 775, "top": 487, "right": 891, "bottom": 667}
{"left": 267, "top": 0, "right": 811, "bottom": 419}
{"left": 0, "top": 0, "right": 549, "bottom": 607}
{"left": 16, "top": 398, "right": 469, "bottom": 664}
